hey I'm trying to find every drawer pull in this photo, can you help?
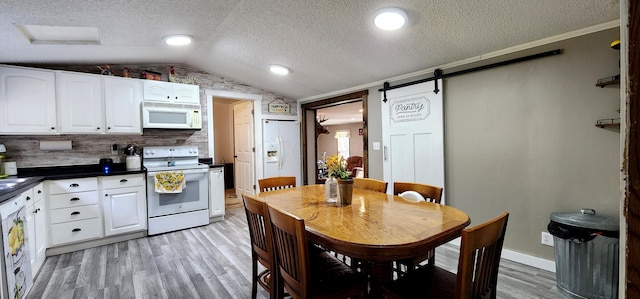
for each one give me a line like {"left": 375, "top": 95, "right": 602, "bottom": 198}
{"left": 70, "top": 197, "right": 80, "bottom": 201}
{"left": 71, "top": 211, "right": 80, "bottom": 215}
{"left": 37, "top": 190, "right": 42, "bottom": 194}
{"left": 26, "top": 196, "right": 31, "bottom": 201}
{"left": 72, "top": 228, "right": 82, "bottom": 232}
{"left": 70, "top": 183, "right": 80, "bottom": 188}
{"left": 120, "top": 179, "right": 128, "bottom": 183}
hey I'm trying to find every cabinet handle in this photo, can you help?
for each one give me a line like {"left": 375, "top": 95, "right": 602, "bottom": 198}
{"left": 37, "top": 190, "right": 42, "bottom": 194}
{"left": 107, "top": 127, "right": 111, "bottom": 130}
{"left": 70, "top": 197, "right": 80, "bottom": 201}
{"left": 70, "top": 183, "right": 79, "bottom": 188}
{"left": 105, "top": 194, "right": 108, "bottom": 197}
{"left": 97, "top": 127, "right": 100, "bottom": 130}
{"left": 120, "top": 179, "right": 128, "bottom": 183}
{"left": 32, "top": 210, "right": 37, "bottom": 214}
{"left": 72, "top": 228, "right": 82, "bottom": 232}
{"left": 26, "top": 196, "right": 31, "bottom": 201}
{"left": 51, "top": 127, "right": 55, "bottom": 130}
{"left": 36, "top": 208, "right": 40, "bottom": 213}
{"left": 71, "top": 211, "right": 80, "bottom": 215}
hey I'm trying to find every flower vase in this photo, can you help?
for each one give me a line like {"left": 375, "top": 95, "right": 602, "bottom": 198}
{"left": 325, "top": 177, "right": 338, "bottom": 203}
{"left": 337, "top": 178, "right": 354, "bottom": 205}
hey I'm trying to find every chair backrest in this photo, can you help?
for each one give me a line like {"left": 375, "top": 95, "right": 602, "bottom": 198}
{"left": 456, "top": 212, "right": 509, "bottom": 299}
{"left": 242, "top": 195, "right": 275, "bottom": 271}
{"left": 259, "top": 176, "right": 296, "bottom": 192}
{"left": 393, "top": 182, "right": 443, "bottom": 204}
{"left": 354, "top": 178, "right": 388, "bottom": 193}
{"left": 268, "top": 205, "right": 311, "bottom": 299}
{"left": 345, "top": 156, "right": 363, "bottom": 170}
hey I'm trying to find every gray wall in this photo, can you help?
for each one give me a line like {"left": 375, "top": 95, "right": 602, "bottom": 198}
{"left": 0, "top": 63, "right": 297, "bottom": 168}
{"left": 363, "top": 28, "right": 620, "bottom": 260}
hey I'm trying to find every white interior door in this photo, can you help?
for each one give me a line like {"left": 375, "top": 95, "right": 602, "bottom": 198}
{"left": 234, "top": 101, "right": 255, "bottom": 195}
{"left": 381, "top": 80, "right": 445, "bottom": 202}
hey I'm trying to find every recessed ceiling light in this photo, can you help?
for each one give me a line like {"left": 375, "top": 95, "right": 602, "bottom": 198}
{"left": 163, "top": 35, "right": 192, "bottom": 46}
{"left": 269, "top": 64, "right": 290, "bottom": 75}
{"left": 374, "top": 7, "right": 407, "bottom": 30}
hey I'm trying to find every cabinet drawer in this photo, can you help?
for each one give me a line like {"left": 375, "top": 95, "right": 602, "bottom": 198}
{"left": 50, "top": 205, "right": 101, "bottom": 224}
{"left": 50, "top": 218, "right": 103, "bottom": 246}
{"left": 32, "top": 182, "right": 45, "bottom": 203}
{"left": 101, "top": 175, "right": 144, "bottom": 189}
{"left": 49, "top": 178, "right": 98, "bottom": 194}
{"left": 50, "top": 191, "right": 99, "bottom": 209}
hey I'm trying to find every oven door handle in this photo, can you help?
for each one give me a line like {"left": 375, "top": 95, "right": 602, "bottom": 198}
{"left": 147, "top": 168, "right": 209, "bottom": 177}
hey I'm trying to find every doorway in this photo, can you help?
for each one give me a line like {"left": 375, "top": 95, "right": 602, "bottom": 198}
{"left": 206, "top": 90, "right": 263, "bottom": 207}
{"left": 301, "top": 90, "right": 369, "bottom": 185}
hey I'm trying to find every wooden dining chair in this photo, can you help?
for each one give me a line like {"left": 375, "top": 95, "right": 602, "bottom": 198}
{"left": 384, "top": 212, "right": 509, "bottom": 299}
{"left": 393, "top": 181, "right": 444, "bottom": 275}
{"left": 258, "top": 176, "right": 296, "bottom": 192}
{"left": 393, "top": 181, "right": 443, "bottom": 204}
{"left": 267, "top": 205, "right": 368, "bottom": 299}
{"left": 242, "top": 194, "right": 282, "bottom": 299}
{"left": 354, "top": 177, "right": 388, "bottom": 193}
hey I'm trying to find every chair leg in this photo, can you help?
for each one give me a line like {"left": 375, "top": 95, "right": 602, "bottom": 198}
{"left": 251, "top": 259, "right": 258, "bottom": 299}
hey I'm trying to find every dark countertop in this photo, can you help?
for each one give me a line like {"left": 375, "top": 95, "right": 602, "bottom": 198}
{"left": 0, "top": 163, "right": 146, "bottom": 203}
{"left": 198, "top": 158, "right": 225, "bottom": 168}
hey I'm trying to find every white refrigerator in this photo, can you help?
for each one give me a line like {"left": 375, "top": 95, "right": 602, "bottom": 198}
{"left": 262, "top": 120, "right": 301, "bottom": 185}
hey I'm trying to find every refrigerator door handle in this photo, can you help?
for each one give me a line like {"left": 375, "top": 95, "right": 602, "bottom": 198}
{"left": 278, "top": 136, "right": 284, "bottom": 170}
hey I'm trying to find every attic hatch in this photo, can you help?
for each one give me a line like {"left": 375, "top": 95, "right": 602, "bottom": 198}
{"left": 15, "top": 24, "right": 101, "bottom": 45}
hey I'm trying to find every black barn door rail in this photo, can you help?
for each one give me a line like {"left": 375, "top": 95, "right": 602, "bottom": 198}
{"left": 379, "top": 49, "right": 562, "bottom": 102}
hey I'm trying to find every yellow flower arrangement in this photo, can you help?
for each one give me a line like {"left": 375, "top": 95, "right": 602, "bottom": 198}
{"left": 326, "top": 154, "right": 351, "bottom": 179}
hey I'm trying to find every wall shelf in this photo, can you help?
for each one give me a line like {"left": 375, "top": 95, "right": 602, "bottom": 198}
{"left": 595, "top": 118, "right": 620, "bottom": 128}
{"left": 595, "top": 75, "right": 620, "bottom": 88}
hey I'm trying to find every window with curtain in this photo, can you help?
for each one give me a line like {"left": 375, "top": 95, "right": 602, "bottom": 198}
{"left": 335, "top": 130, "right": 351, "bottom": 159}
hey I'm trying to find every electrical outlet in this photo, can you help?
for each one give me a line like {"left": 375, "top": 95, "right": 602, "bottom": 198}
{"left": 110, "top": 144, "right": 118, "bottom": 155}
{"left": 541, "top": 231, "right": 554, "bottom": 246}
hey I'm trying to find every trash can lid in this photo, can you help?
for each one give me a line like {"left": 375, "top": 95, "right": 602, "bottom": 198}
{"left": 550, "top": 208, "right": 619, "bottom": 231}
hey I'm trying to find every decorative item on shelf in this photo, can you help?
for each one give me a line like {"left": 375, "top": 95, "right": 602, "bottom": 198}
{"left": 121, "top": 67, "right": 130, "bottom": 78}
{"left": 168, "top": 66, "right": 201, "bottom": 84}
{"left": 141, "top": 69, "right": 162, "bottom": 81}
{"left": 96, "top": 64, "right": 113, "bottom": 75}
{"left": 326, "top": 154, "right": 353, "bottom": 205}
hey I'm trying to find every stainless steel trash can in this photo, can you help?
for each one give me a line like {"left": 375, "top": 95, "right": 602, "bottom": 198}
{"left": 548, "top": 209, "right": 619, "bottom": 299}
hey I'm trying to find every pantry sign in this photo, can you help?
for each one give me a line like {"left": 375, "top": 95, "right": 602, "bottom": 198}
{"left": 390, "top": 96, "right": 430, "bottom": 122}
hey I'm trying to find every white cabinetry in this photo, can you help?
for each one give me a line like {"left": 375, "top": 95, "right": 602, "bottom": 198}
{"left": 25, "top": 182, "right": 46, "bottom": 277}
{"left": 57, "top": 72, "right": 104, "bottom": 133}
{"left": 0, "top": 66, "right": 57, "bottom": 134}
{"left": 209, "top": 167, "right": 225, "bottom": 220}
{"left": 100, "top": 174, "right": 146, "bottom": 236}
{"left": 143, "top": 80, "right": 200, "bottom": 104}
{"left": 104, "top": 77, "right": 142, "bottom": 134}
{"left": 47, "top": 178, "right": 103, "bottom": 246}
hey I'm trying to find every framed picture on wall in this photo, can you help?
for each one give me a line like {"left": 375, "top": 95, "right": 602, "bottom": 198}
{"left": 359, "top": 128, "right": 363, "bottom": 135}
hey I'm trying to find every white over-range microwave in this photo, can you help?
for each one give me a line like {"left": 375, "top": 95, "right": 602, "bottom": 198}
{"left": 142, "top": 102, "right": 202, "bottom": 129}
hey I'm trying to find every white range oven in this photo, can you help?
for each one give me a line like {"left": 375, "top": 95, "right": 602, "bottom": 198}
{"left": 143, "top": 146, "right": 209, "bottom": 235}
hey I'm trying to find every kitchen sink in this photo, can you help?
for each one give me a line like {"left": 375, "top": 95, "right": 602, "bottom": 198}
{"left": 0, "top": 178, "right": 29, "bottom": 191}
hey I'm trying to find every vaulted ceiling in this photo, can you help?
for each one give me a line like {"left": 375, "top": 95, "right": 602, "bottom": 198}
{"left": 0, "top": 0, "right": 620, "bottom": 100}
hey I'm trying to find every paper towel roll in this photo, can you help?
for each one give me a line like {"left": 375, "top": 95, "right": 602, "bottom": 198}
{"left": 39, "top": 140, "right": 72, "bottom": 151}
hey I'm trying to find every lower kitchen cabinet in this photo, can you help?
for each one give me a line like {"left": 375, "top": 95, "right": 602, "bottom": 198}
{"left": 26, "top": 182, "right": 46, "bottom": 276}
{"left": 47, "top": 177, "right": 103, "bottom": 246}
{"left": 101, "top": 174, "right": 146, "bottom": 236}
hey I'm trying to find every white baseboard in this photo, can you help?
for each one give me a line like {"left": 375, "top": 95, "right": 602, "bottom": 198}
{"left": 447, "top": 239, "right": 556, "bottom": 273}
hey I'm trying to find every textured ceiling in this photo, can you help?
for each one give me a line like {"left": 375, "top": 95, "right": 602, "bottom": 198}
{"left": 0, "top": 0, "right": 620, "bottom": 99}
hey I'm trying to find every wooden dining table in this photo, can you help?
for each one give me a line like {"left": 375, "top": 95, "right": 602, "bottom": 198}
{"left": 255, "top": 184, "right": 471, "bottom": 296}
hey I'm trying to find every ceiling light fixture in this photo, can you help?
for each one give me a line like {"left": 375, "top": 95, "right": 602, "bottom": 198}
{"left": 163, "top": 35, "right": 192, "bottom": 46}
{"left": 374, "top": 7, "right": 407, "bottom": 30}
{"left": 269, "top": 64, "right": 290, "bottom": 75}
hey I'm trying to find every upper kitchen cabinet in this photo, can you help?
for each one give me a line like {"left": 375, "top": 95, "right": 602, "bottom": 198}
{"left": 0, "top": 66, "right": 57, "bottom": 134}
{"left": 57, "top": 72, "right": 105, "bottom": 134}
{"left": 142, "top": 80, "right": 200, "bottom": 104}
{"left": 104, "top": 77, "right": 142, "bottom": 134}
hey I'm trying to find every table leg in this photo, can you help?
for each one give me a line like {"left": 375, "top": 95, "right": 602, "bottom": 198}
{"left": 368, "top": 260, "right": 393, "bottom": 298}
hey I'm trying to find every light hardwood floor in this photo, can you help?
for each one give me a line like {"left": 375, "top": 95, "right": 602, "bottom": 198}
{"left": 28, "top": 206, "right": 565, "bottom": 299}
